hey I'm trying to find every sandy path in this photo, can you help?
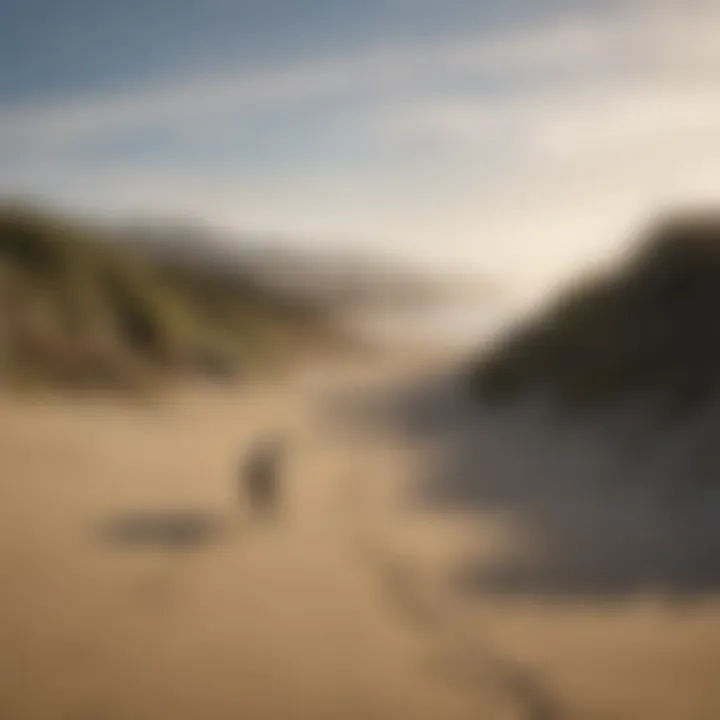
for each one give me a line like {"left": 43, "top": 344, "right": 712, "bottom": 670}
{"left": 1, "top": 358, "right": 720, "bottom": 720}
{"left": 0, "top": 361, "right": 480, "bottom": 720}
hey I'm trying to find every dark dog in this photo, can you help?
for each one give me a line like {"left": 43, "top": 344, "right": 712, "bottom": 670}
{"left": 241, "top": 436, "right": 285, "bottom": 518}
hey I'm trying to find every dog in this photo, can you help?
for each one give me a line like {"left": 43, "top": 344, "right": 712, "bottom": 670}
{"left": 241, "top": 435, "right": 285, "bottom": 519}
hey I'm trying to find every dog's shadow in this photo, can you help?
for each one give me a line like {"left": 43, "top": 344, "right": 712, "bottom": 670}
{"left": 96, "top": 509, "right": 235, "bottom": 551}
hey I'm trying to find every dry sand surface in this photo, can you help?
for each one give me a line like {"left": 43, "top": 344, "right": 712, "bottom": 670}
{"left": 1, "top": 355, "right": 720, "bottom": 720}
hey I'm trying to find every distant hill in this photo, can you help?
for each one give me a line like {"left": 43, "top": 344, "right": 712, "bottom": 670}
{"left": 113, "top": 219, "right": 489, "bottom": 312}
{"left": 469, "top": 210, "right": 720, "bottom": 418}
{"left": 0, "top": 203, "right": 340, "bottom": 392}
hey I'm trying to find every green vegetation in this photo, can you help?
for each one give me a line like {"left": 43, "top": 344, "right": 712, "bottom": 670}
{"left": 470, "top": 210, "right": 720, "bottom": 416}
{"left": 0, "top": 203, "right": 337, "bottom": 392}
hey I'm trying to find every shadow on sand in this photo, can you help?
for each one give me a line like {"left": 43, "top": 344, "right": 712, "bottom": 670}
{"left": 97, "top": 509, "right": 233, "bottom": 551}
{"left": 319, "top": 369, "right": 720, "bottom": 600}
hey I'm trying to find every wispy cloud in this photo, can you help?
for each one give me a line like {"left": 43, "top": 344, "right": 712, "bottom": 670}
{"left": 2, "top": 0, "right": 719, "bottom": 293}
{"left": 4, "top": 3, "right": 702, "bottom": 151}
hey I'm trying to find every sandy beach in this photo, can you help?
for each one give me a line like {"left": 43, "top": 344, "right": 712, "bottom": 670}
{"left": 1, "top": 354, "right": 720, "bottom": 720}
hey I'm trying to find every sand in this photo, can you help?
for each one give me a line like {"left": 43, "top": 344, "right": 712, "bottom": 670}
{"left": 1, "top": 355, "right": 719, "bottom": 720}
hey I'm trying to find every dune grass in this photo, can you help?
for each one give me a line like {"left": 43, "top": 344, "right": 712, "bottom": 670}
{"left": 0, "top": 203, "right": 335, "bottom": 392}
{"left": 470, "top": 210, "right": 720, "bottom": 417}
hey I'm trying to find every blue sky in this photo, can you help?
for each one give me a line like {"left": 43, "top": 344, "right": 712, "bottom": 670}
{"left": 1, "top": 0, "right": 719, "bottom": 294}
{"left": 1, "top": 0, "right": 554, "bottom": 103}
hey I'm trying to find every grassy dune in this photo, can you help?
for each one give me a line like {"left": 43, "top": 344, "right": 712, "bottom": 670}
{"left": 0, "top": 204, "right": 336, "bottom": 392}
{"left": 470, "top": 210, "right": 720, "bottom": 417}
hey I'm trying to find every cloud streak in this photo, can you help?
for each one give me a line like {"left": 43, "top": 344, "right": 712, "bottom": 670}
{"left": 2, "top": 0, "right": 719, "bottom": 294}
{"left": 7, "top": 2, "right": 715, "bottom": 150}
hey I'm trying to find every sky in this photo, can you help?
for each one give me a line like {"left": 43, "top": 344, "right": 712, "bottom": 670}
{"left": 1, "top": 0, "right": 719, "bottom": 297}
